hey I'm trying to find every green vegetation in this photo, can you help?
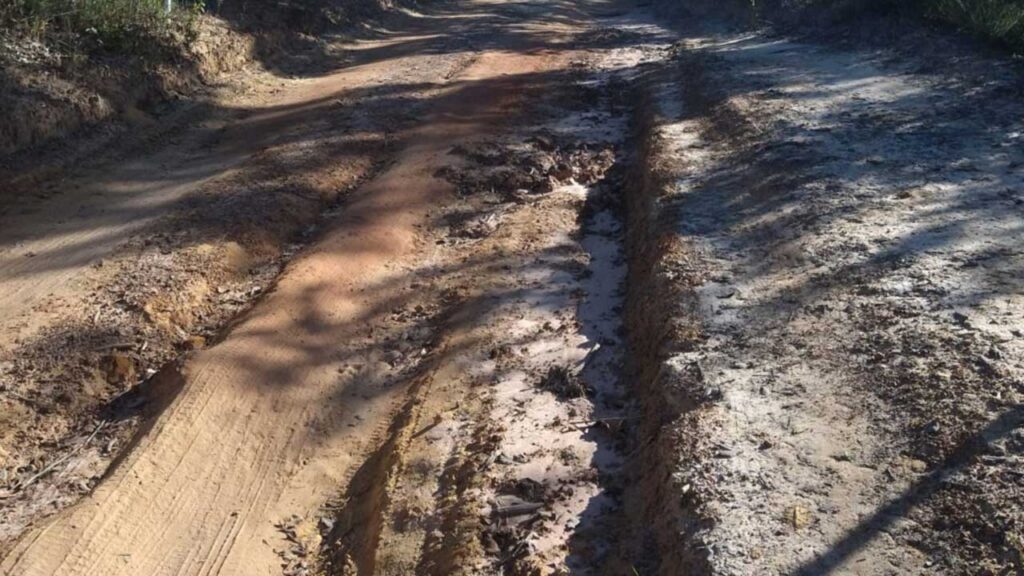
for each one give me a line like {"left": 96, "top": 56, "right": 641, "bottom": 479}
{"left": 757, "top": 0, "right": 1024, "bottom": 52}
{"left": 1, "top": 0, "right": 202, "bottom": 53}
{"left": 927, "top": 0, "right": 1024, "bottom": 50}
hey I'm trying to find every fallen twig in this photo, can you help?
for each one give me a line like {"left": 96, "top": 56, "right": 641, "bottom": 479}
{"left": 493, "top": 502, "right": 543, "bottom": 518}
{"left": 14, "top": 420, "right": 108, "bottom": 494}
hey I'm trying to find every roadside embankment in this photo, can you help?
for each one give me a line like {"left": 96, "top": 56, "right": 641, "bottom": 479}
{"left": 0, "top": 16, "right": 254, "bottom": 158}
{"left": 0, "top": 0, "right": 405, "bottom": 159}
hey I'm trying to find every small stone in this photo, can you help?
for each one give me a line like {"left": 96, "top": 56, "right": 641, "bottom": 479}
{"left": 318, "top": 516, "right": 335, "bottom": 532}
{"left": 785, "top": 505, "right": 811, "bottom": 530}
{"left": 481, "top": 531, "right": 501, "bottom": 555}
{"left": 184, "top": 336, "right": 206, "bottom": 350}
{"left": 103, "top": 353, "right": 135, "bottom": 384}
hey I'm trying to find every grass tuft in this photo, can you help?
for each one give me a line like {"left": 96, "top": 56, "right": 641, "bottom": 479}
{"left": 928, "top": 0, "right": 1024, "bottom": 50}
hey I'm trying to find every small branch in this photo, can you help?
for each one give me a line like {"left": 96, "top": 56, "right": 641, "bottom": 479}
{"left": 13, "top": 420, "right": 108, "bottom": 494}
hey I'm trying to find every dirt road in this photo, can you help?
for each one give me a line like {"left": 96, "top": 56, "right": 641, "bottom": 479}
{"left": 0, "top": 4, "right": 472, "bottom": 542}
{"left": 3, "top": 0, "right": 1024, "bottom": 574}
{"left": 618, "top": 13, "right": 1024, "bottom": 576}
{"left": 1, "top": 0, "right": 660, "bottom": 573}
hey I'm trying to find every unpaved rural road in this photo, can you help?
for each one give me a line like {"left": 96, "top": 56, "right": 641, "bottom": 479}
{"left": 2, "top": 0, "right": 1023, "bottom": 574}
{"left": 2, "top": 0, "right": 645, "bottom": 573}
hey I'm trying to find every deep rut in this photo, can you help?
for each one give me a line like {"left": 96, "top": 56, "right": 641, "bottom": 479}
{"left": 319, "top": 78, "right": 641, "bottom": 575}
{"left": 319, "top": 162, "right": 635, "bottom": 576}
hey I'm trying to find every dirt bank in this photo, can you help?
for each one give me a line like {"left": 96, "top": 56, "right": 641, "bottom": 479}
{"left": 0, "top": 17, "right": 252, "bottom": 159}
{"left": 0, "top": 0, "right": 410, "bottom": 160}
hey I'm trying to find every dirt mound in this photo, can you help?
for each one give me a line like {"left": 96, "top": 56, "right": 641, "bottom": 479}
{"left": 0, "top": 0, "right": 407, "bottom": 159}
{"left": 437, "top": 137, "right": 615, "bottom": 200}
{"left": 0, "top": 18, "right": 255, "bottom": 158}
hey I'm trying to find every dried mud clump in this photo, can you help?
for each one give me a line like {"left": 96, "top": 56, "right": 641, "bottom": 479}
{"left": 538, "top": 365, "right": 589, "bottom": 399}
{"left": 573, "top": 27, "right": 644, "bottom": 49}
{"left": 436, "top": 137, "right": 615, "bottom": 201}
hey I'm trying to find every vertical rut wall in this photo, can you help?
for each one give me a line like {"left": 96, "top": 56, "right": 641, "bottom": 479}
{"left": 618, "top": 65, "right": 715, "bottom": 576}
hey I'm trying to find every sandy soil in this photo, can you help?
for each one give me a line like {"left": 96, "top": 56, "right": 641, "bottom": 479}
{"left": 0, "top": 0, "right": 661, "bottom": 573}
{"left": 620, "top": 10, "right": 1024, "bottom": 575}
{"left": 0, "top": 1, "right": 488, "bottom": 546}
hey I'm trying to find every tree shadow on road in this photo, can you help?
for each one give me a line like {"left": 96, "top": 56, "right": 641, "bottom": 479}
{"left": 632, "top": 17, "right": 1024, "bottom": 572}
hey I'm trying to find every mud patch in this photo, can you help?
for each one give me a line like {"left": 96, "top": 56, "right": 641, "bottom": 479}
{"left": 437, "top": 137, "right": 615, "bottom": 201}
